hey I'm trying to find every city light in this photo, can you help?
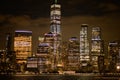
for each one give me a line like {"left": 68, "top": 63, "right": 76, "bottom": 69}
{"left": 0, "top": 0, "right": 120, "bottom": 76}
{"left": 117, "top": 66, "right": 120, "bottom": 70}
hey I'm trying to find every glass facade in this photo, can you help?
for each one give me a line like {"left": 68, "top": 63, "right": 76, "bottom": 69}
{"left": 50, "top": 2, "right": 62, "bottom": 70}
{"left": 50, "top": 4, "right": 61, "bottom": 34}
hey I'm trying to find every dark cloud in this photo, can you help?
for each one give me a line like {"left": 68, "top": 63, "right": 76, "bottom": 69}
{"left": 61, "top": 0, "right": 120, "bottom": 16}
{"left": 0, "top": 0, "right": 50, "bottom": 18}
{"left": 0, "top": 0, "right": 120, "bottom": 17}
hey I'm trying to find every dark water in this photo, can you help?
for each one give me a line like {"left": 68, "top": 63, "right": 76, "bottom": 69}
{"left": 0, "top": 74, "right": 120, "bottom": 80}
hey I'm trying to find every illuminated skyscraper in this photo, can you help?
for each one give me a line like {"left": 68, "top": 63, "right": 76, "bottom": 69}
{"left": 50, "top": 0, "right": 62, "bottom": 70}
{"left": 80, "top": 24, "right": 90, "bottom": 69}
{"left": 50, "top": 0, "right": 61, "bottom": 34}
{"left": 91, "top": 27, "right": 103, "bottom": 72}
{"left": 14, "top": 30, "right": 32, "bottom": 64}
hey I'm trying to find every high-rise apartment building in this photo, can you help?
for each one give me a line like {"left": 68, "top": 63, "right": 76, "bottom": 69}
{"left": 14, "top": 30, "right": 32, "bottom": 64}
{"left": 80, "top": 24, "right": 90, "bottom": 69}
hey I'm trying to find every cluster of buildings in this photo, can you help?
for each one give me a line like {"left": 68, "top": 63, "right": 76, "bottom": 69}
{"left": 0, "top": 0, "right": 120, "bottom": 74}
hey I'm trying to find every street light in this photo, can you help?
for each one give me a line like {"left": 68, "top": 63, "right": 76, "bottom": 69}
{"left": 116, "top": 65, "right": 120, "bottom": 72}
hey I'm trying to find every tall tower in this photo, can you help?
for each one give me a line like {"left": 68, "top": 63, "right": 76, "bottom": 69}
{"left": 50, "top": 0, "right": 62, "bottom": 70}
{"left": 50, "top": 0, "right": 61, "bottom": 34}
{"left": 80, "top": 24, "right": 90, "bottom": 71}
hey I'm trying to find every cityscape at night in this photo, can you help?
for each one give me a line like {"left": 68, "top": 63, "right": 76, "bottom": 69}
{"left": 0, "top": 0, "right": 120, "bottom": 80}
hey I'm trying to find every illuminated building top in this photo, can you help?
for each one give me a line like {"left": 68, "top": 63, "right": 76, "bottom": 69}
{"left": 15, "top": 30, "right": 32, "bottom": 33}
{"left": 91, "top": 27, "right": 102, "bottom": 53}
{"left": 92, "top": 27, "right": 101, "bottom": 40}
{"left": 50, "top": 0, "right": 61, "bottom": 34}
{"left": 49, "top": 0, "right": 62, "bottom": 69}
{"left": 69, "top": 37, "right": 78, "bottom": 42}
{"left": 80, "top": 24, "right": 89, "bottom": 55}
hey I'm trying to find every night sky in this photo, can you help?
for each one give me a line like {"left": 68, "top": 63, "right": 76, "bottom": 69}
{"left": 0, "top": 0, "right": 120, "bottom": 52}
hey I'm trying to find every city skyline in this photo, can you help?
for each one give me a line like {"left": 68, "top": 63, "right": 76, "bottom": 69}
{"left": 0, "top": 0, "right": 120, "bottom": 74}
{"left": 0, "top": 0, "right": 120, "bottom": 50}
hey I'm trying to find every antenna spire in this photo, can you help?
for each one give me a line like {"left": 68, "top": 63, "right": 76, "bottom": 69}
{"left": 55, "top": 0, "right": 57, "bottom": 4}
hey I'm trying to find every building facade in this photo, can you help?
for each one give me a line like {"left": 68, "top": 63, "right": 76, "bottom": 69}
{"left": 66, "top": 37, "right": 80, "bottom": 71}
{"left": 36, "top": 42, "right": 51, "bottom": 73}
{"left": 14, "top": 30, "right": 32, "bottom": 64}
{"left": 80, "top": 24, "right": 90, "bottom": 71}
{"left": 50, "top": 0, "right": 61, "bottom": 34}
{"left": 91, "top": 27, "right": 104, "bottom": 72}
{"left": 108, "top": 41, "right": 120, "bottom": 72}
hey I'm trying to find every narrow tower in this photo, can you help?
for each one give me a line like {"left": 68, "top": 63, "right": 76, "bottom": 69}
{"left": 50, "top": 0, "right": 62, "bottom": 70}
{"left": 50, "top": 0, "right": 61, "bottom": 34}
{"left": 80, "top": 24, "right": 90, "bottom": 72}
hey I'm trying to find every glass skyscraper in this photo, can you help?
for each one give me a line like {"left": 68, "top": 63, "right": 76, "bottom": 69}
{"left": 50, "top": 0, "right": 61, "bottom": 34}
{"left": 50, "top": 0, "right": 62, "bottom": 70}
